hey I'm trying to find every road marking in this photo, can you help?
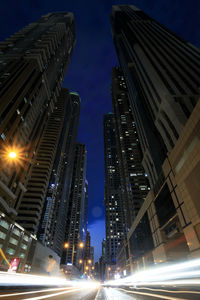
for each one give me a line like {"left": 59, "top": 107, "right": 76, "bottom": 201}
{"left": 0, "top": 287, "right": 78, "bottom": 298}
{"left": 116, "top": 287, "right": 187, "bottom": 300}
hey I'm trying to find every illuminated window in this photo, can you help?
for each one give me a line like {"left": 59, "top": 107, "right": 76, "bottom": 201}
{"left": 0, "top": 220, "right": 9, "bottom": 230}
{"left": 13, "top": 228, "right": 20, "bottom": 236}
{"left": 21, "top": 243, "right": 27, "bottom": 250}
{"left": 23, "top": 235, "right": 29, "bottom": 242}
{"left": 6, "top": 248, "right": 15, "bottom": 256}
{"left": 1, "top": 133, "right": 6, "bottom": 141}
{"left": 19, "top": 253, "right": 25, "bottom": 258}
{"left": 0, "top": 231, "right": 6, "bottom": 240}
{"left": 9, "top": 237, "right": 18, "bottom": 245}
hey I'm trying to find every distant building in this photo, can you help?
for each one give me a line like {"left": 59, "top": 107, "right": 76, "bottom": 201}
{"left": 84, "top": 231, "right": 91, "bottom": 262}
{"left": 61, "top": 143, "right": 87, "bottom": 267}
{"left": 103, "top": 114, "right": 126, "bottom": 264}
{"left": 90, "top": 246, "right": 94, "bottom": 265}
{"left": 38, "top": 92, "right": 81, "bottom": 256}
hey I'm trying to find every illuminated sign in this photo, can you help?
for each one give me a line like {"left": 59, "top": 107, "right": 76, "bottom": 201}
{"left": 8, "top": 258, "right": 20, "bottom": 272}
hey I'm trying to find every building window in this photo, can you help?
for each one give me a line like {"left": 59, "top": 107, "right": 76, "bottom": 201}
{"left": 0, "top": 220, "right": 9, "bottom": 230}
{"left": 13, "top": 228, "right": 20, "bottom": 236}
{"left": 1, "top": 133, "right": 6, "bottom": 140}
{"left": 6, "top": 248, "right": 15, "bottom": 256}
{"left": 0, "top": 231, "right": 6, "bottom": 240}
{"left": 9, "top": 237, "right": 18, "bottom": 246}
{"left": 23, "top": 235, "right": 29, "bottom": 242}
{"left": 19, "top": 253, "right": 25, "bottom": 258}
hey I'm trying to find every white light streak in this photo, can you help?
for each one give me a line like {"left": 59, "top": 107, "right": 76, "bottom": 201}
{"left": 104, "top": 258, "right": 200, "bottom": 288}
{"left": 0, "top": 287, "right": 75, "bottom": 298}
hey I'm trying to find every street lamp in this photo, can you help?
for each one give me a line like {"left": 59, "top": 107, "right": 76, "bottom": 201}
{"left": 79, "top": 259, "right": 83, "bottom": 264}
{"left": 9, "top": 151, "right": 17, "bottom": 159}
{"left": 85, "top": 266, "right": 89, "bottom": 271}
{"left": 64, "top": 242, "right": 69, "bottom": 249}
{"left": 79, "top": 242, "right": 84, "bottom": 248}
{"left": 88, "top": 259, "right": 92, "bottom": 264}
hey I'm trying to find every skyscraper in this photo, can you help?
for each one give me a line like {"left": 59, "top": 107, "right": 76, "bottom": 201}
{"left": 38, "top": 92, "right": 81, "bottom": 256}
{"left": 84, "top": 231, "right": 91, "bottom": 262}
{"left": 111, "top": 67, "right": 149, "bottom": 228}
{"left": 61, "top": 143, "right": 87, "bottom": 267}
{"left": 111, "top": 5, "right": 200, "bottom": 270}
{"left": 104, "top": 114, "right": 126, "bottom": 264}
{"left": 0, "top": 12, "right": 76, "bottom": 219}
{"left": 111, "top": 5, "right": 200, "bottom": 187}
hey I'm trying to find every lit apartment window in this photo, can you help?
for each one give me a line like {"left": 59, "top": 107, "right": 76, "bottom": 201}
{"left": 6, "top": 248, "right": 15, "bottom": 256}
{"left": 0, "top": 220, "right": 9, "bottom": 230}
{"left": 9, "top": 237, "right": 18, "bottom": 246}
{"left": 0, "top": 231, "right": 6, "bottom": 240}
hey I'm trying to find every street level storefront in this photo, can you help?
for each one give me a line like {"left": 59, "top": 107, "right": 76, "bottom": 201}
{"left": 0, "top": 211, "right": 36, "bottom": 272}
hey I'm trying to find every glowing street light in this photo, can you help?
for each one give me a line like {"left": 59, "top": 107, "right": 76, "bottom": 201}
{"left": 9, "top": 151, "right": 17, "bottom": 159}
{"left": 79, "top": 242, "right": 84, "bottom": 248}
{"left": 64, "top": 242, "right": 69, "bottom": 249}
{"left": 85, "top": 266, "right": 89, "bottom": 270}
{"left": 79, "top": 259, "right": 83, "bottom": 264}
{"left": 92, "top": 266, "right": 95, "bottom": 270}
{"left": 88, "top": 259, "right": 92, "bottom": 264}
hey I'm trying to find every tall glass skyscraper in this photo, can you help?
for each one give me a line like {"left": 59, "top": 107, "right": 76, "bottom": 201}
{"left": 0, "top": 12, "right": 76, "bottom": 219}
{"left": 0, "top": 13, "right": 84, "bottom": 260}
{"left": 111, "top": 5, "right": 200, "bottom": 187}
{"left": 104, "top": 114, "right": 126, "bottom": 264}
{"left": 111, "top": 67, "right": 149, "bottom": 228}
{"left": 61, "top": 143, "right": 88, "bottom": 267}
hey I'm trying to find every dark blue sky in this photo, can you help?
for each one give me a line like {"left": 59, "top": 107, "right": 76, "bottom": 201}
{"left": 1, "top": 0, "right": 200, "bottom": 261}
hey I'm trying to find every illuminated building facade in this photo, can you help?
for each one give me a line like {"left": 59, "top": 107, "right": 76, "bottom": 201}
{"left": 111, "top": 5, "right": 200, "bottom": 187}
{"left": 104, "top": 114, "right": 126, "bottom": 264}
{"left": 84, "top": 231, "right": 91, "bottom": 262}
{"left": 111, "top": 5, "right": 200, "bottom": 270}
{"left": 61, "top": 143, "right": 87, "bottom": 267}
{"left": 0, "top": 12, "right": 76, "bottom": 221}
{"left": 111, "top": 67, "right": 149, "bottom": 228}
{"left": 38, "top": 92, "right": 80, "bottom": 256}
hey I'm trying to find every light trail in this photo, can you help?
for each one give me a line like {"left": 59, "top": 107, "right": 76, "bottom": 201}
{"left": 131, "top": 286, "right": 200, "bottom": 295}
{"left": 0, "top": 287, "right": 76, "bottom": 298}
{"left": 26, "top": 287, "right": 86, "bottom": 300}
{"left": 104, "top": 258, "right": 200, "bottom": 288}
{"left": 116, "top": 288, "right": 187, "bottom": 300}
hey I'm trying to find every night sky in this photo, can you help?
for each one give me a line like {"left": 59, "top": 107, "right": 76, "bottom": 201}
{"left": 1, "top": 0, "right": 200, "bottom": 261}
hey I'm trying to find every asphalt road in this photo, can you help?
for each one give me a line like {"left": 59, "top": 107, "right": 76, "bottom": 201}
{"left": 1, "top": 286, "right": 200, "bottom": 299}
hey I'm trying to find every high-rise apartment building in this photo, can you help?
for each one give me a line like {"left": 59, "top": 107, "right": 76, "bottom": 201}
{"left": 61, "top": 143, "right": 87, "bottom": 267}
{"left": 0, "top": 12, "right": 76, "bottom": 220}
{"left": 111, "top": 67, "right": 149, "bottom": 227}
{"left": 111, "top": 5, "right": 200, "bottom": 187}
{"left": 38, "top": 92, "right": 80, "bottom": 255}
{"left": 111, "top": 5, "right": 200, "bottom": 271}
{"left": 85, "top": 231, "right": 91, "bottom": 262}
{"left": 104, "top": 114, "right": 126, "bottom": 264}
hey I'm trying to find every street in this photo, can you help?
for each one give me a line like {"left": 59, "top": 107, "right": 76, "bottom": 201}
{"left": 1, "top": 286, "right": 200, "bottom": 299}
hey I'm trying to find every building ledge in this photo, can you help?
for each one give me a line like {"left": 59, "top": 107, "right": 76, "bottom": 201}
{"left": 0, "top": 196, "right": 17, "bottom": 216}
{"left": 0, "top": 180, "right": 16, "bottom": 201}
